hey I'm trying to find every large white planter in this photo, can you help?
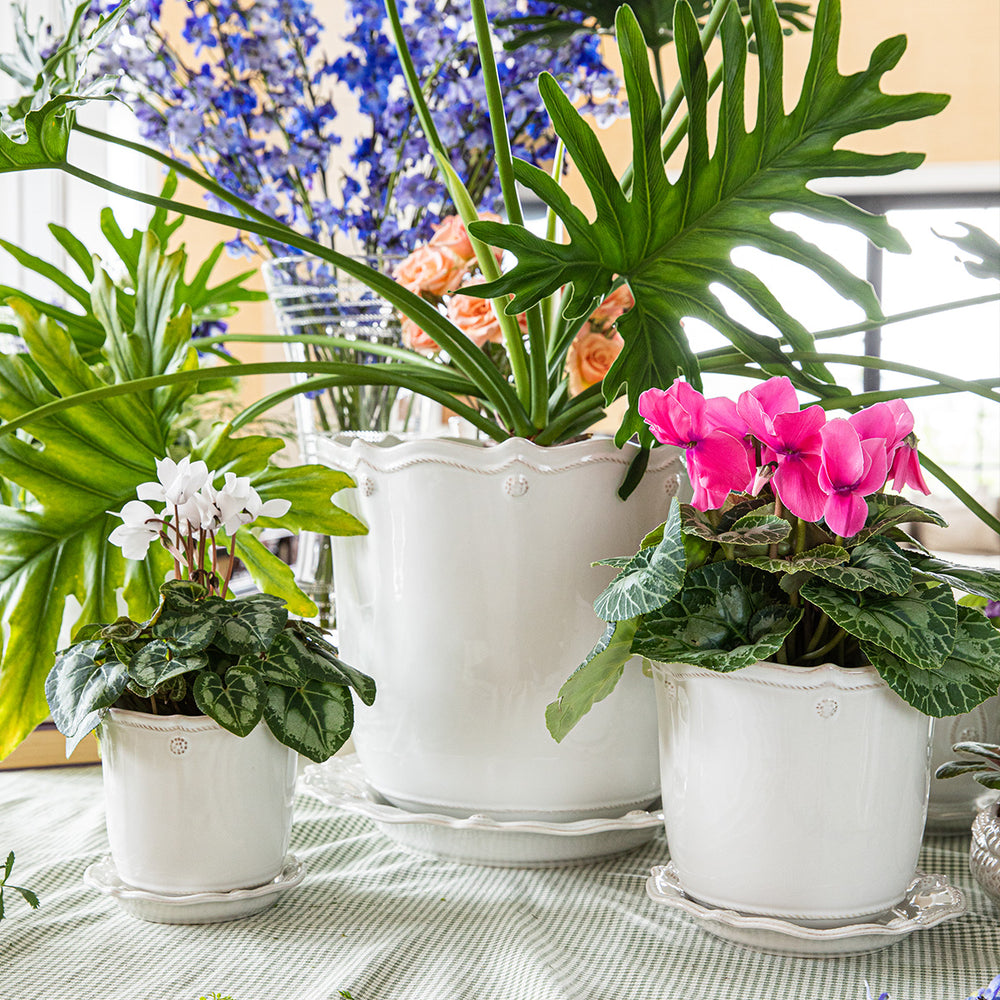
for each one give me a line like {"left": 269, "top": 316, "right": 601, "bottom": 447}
{"left": 653, "top": 660, "right": 932, "bottom": 924}
{"left": 100, "top": 710, "right": 298, "bottom": 893}
{"left": 321, "top": 434, "right": 682, "bottom": 821}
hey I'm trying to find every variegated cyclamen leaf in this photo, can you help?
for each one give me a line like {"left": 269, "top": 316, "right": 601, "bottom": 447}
{"left": 193, "top": 664, "right": 263, "bottom": 737}
{"left": 594, "top": 501, "right": 685, "bottom": 621}
{"left": 45, "top": 640, "right": 126, "bottom": 742}
{"left": 127, "top": 639, "right": 208, "bottom": 692}
{"left": 863, "top": 607, "right": 1000, "bottom": 716}
{"left": 212, "top": 594, "right": 289, "bottom": 656}
{"left": 545, "top": 619, "right": 639, "bottom": 743}
{"left": 807, "top": 535, "right": 913, "bottom": 595}
{"left": 902, "top": 552, "right": 1000, "bottom": 602}
{"left": 680, "top": 505, "right": 721, "bottom": 541}
{"left": 801, "top": 580, "right": 957, "bottom": 671}
{"left": 152, "top": 595, "right": 220, "bottom": 652}
{"left": 469, "top": 0, "right": 948, "bottom": 442}
{"left": 632, "top": 562, "right": 801, "bottom": 671}
{"left": 712, "top": 513, "right": 791, "bottom": 547}
{"left": 854, "top": 493, "right": 948, "bottom": 543}
{"left": 741, "top": 543, "right": 849, "bottom": 574}
{"left": 307, "top": 645, "right": 377, "bottom": 707}
{"left": 263, "top": 679, "right": 354, "bottom": 763}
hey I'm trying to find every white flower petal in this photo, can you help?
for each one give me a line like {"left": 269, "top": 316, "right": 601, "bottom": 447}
{"left": 258, "top": 498, "right": 291, "bottom": 519}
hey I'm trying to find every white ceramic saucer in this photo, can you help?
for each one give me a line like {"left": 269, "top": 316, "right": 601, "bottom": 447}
{"left": 645, "top": 862, "right": 966, "bottom": 957}
{"left": 83, "top": 855, "right": 305, "bottom": 924}
{"left": 301, "top": 755, "right": 663, "bottom": 867}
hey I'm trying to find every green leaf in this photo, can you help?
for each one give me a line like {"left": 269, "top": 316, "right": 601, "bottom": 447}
{"left": 193, "top": 664, "right": 263, "bottom": 738}
{"left": 807, "top": 535, "right": 913, "bottom": 594}
{"left": 469, "top": 0, "right": 947, "bottom": 441}
{"left": 593, "top": 500, "right": 685, "bottom": 621}
{"left": 44, "top": 640, "right": 126, "bottom": 741}
{"left": 801, "top": 580, "right": 957, "bottom": 671}
{"left": 950, "top": 741, "right": 1000, "bottom": 764}
{"left": 936, "top": 223, "right": 1000, "bottom": 281}
{"left": 152, "top": 588, "right": 220, "bottom": 651}
{"left": 863, "top": 607, "right": 1000, "bottom": 717}
{"left": 212, "top": 594, "right": 288, "bottom": 656}
{"left": 741, "top": 542, "right": 849, "bottom": 574}
{"left": 854, "top": 493, "right": 948, "bottom": 543}
{"left": 232, "top": 530, "right": 317, "bottom": 618}
{"left": 127, "top": 639, "right": 208, "bottom": 692}
{"left": 0, "top": 96, "right": 74, "bottom": 173}
{"left": 263, "top": 679, "right": 354, "bottom": 763}
{"left": 13, "top": 886, "right": 39, "bottom": 910}
{"left": 902, "top": 552, "right": 1000, "bottom": 602}
{"left": 632, "top": 562, "right": 801, "bottom": 670}
{"left": 545, "top": 619, "right": 639, "bottom": 743}
{"left": 680, "top": 502, "right": 790, "bottom": 547}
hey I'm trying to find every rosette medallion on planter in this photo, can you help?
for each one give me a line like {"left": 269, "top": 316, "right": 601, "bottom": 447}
{"left": 322, "top": 434, "right": 682, "bottom": 833}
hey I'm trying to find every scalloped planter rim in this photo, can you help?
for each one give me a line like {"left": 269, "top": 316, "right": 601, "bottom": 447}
{"left": 653, "top": 660, "right": 933, "bottom": 925}
{"left": 320, "top": 434, "right": 682, "bottom": 823}
{"left": 100, "top": 709, "right": 298, "bottom": 894}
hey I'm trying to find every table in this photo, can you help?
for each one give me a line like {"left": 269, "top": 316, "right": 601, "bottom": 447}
{"left": 0, "top": 766, "right": 996, "bottom": 1000}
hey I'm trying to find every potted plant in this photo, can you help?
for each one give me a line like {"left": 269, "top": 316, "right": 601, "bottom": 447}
{"left": 45, "top": 453, "right": 374, "bottom": 901}
{"left": 937, "top": 742, "right": 1000, "bottom": 908}
{"left": 1, "top": 0, "right": 997, "bottom": 838}
{"left": 546, "top": 374, "right": 1000, "bottom": 921}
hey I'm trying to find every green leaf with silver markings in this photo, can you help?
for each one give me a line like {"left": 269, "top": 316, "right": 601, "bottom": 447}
{"left": 546, "top": 618, "right": 639, "bottom": 743}
{"left": 801, "top": 579, "right": 956, "bottom": 671}
{"left": 863, "top": 606, "right": 1000, "bottom": 716}
{"left": 902, "top": 552, "right": 1000, "bottom": 602}
{"left": 854, "top": 493, "right": 948, "bottom": 543}
{"left": 594, "top": 501, "right": 685, "bottom": 622}
{"left": 807, "top": 535, "right": 913, "bottom": 594}
{"left": 212, "top": 594, "right": 288, "bottom": 656}
{"left": 632, "top": 562, "right": 801, "bottom": 671}
{"left": 45, "top": 639, "right": 126, "bottom": 742}
{"left": 741, "top": 543, "right": 848, "bottom": 575}
{"left": 263, "top": 679, "right": 354, "bottom": 763}
{"left": 193, "top": 664, "right": 263, "bottom": 737}
{"left": 128, "top": 639, "right": 208, "bottom": 691}
{"left": 681, "top": 504, "right": 790, "bottom": 547}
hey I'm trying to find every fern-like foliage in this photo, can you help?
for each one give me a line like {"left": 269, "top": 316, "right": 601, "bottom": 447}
{"left": 472, "top": 0, "right": 949, "bottom": 443}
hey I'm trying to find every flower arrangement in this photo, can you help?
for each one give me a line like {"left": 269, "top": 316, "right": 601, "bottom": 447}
{"left": 46, "top": 455, "right": 375, "bottom": 762}
{"left": 94, "top": 0, "right": 622, "bottom": 254}
{"left": 546, "top": 375, "right": 1000, "bottom": 739}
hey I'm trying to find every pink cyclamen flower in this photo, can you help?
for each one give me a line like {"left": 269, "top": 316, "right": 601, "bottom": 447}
{"left": 737, "top": 377, "right": 827, "bottom": 521}
{"left": 849, "top": 399, "right": 929, "bottom": 494}
{"left": 639, "top": 380, "right": 753, "bottom": 511}
{"left": 818, "top": 418, "right": 890, "bottom": 537}
{"left": 888, "top": 433, "right": 931, "bottom": 494}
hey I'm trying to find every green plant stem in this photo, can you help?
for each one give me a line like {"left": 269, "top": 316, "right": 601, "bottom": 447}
{"left": 800, "top": 631, "right": 842, "bottom": 662}
{"left": 918, "top": 453, "right": 1000, "bottom": 536}
{"left": 532, "top": 386, "right": 608, "bottom": 445}
{"left": 469, "top": 0, "right": 548, "bottom": 428}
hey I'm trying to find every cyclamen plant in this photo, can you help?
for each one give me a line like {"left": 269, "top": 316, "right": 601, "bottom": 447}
{"left": 46, "top": 457, "right": 375, "bottom": 763}
{"left": 546, "top": 376, "right": 1000, "bottom": 740}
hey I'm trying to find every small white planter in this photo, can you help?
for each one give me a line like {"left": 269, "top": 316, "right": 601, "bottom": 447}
{"left": 100, "top": 710, "right": 298, "bottom": 894}
{"left": 653, "top": 660, "right": 932, "bottom": 924}
{"left": 323, "top": 434, "right": 682, "bottom": 822}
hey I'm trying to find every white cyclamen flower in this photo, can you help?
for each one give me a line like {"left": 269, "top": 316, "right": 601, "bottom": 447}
{"left": 214, "top": 472, "right": 291, "bottom": 535}
{"left": 108, "top": 500, "right": 161, "bottom": 560}
{"left": 136, "top": 456, "right": 210, "bottom": 506}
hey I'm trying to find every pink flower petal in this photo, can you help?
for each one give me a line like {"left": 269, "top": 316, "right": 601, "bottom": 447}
{"left": 856, "top": 437, "right": 890, "bottom": 495}
{"left": 824, "top": 491, "right": 870, "bottom": 538}
{"left": 819, "top": 419, "right": 864, "bottom": 490}
{"left": 773, "top": 454, "right": 827, "bottom": 522}
{"left": 889, "top": 444, "right": 931, "bottom": 495}
{"left": 771, "top": 404, "right": 826, "bottom": 452}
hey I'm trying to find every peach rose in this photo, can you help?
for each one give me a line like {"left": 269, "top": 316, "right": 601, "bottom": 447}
{"left": 430, "top": 212, "right": 503, "bottom": 264}
{"left": 401, "top": 315, "right": 440, "bottom": 355}
{"left": 394, "top": 243, "right": 468, "bottom": 297}
{"left": 447, "top": 276, "right": 504, "bottom": 348}
{"left": 566, "top": 328, "right": 624, "bottom": 396}
{"left": 588, "top": 283, "right": 634, "bottom": 330}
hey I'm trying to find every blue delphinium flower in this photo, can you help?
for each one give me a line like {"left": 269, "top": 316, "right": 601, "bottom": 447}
{"left": 970, "top": 974, "right": 1000, "bottom": 1000}
{"left": 84, "top": 0, "right": 624, "bottom": 255}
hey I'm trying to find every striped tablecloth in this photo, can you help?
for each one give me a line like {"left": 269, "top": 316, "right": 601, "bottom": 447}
{"left": 0, "top": 766, "right": 996, "bottom": 1000}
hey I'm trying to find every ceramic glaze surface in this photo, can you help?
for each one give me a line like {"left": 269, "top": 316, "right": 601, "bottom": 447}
{"left": 653, "top": 661, "right": 933, "bottom": 922}
{"left": 927, "top": 697, "right": 1000, "bottom": 833}
{"left": 970, "top": 803, "right": 1000, "bottom": 908}
{"left": 101, "top": 710, "right": 298, "bottom": 893}
{"left": 322, "top": 435, "right": 682, "bottom": 821}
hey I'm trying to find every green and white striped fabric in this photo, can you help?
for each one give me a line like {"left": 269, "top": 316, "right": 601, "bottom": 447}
{"left": 0, "top": 767, "right": 996, "bottom": 1000}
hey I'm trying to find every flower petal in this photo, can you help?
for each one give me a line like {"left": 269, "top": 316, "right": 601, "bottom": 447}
{"left": 824, "top": 491, "right": 869, "bottom": 538}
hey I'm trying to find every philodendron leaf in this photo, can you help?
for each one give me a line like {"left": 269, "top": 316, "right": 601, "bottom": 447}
{"left": 263, "top": 679, "right": 354, "bottom": 763}
{"left": 127, "top": 639, "right": 208, "bottom": 692}
{"left": 741, "top": 543, "right": 848, "bottom": 574}
{"left": 45, "top": 640, "right": 127, "bottom": 743}
{"left": 594, "top": 501, "right": 685, "bottom": 621}
{"left": 232, "top": 530, "right": 317, "bottom": 619}
{"left": 470, "top": 0, "right": 948, "bottom": 441}
{"left": 801, "top": 580, "right": 957, "bottom": 671}
{"left": 193, "top": 664, "right": 264, "bottom": 738}
{"left": 631, "top": 562, "right": 801, "bottom": 671}
{"left": 545, "top": 618, "right": 639, "bottom": 743}
{"left": 211, "top": 595, "right": 288, "bottom": 656}
{"left": 863, "top": 607, "right": 1000, "bottom": 717}
{"left": 854, "top": 493, "right": 948, "bottom": 543}
{"left": 807, "top": 535, "right": 913, "bottom": 595}
{"left": 902, "top": 552, "right": 1000, "bottom": 602}
{"left": 937, "top": 223, "right": 1000, "bottom": 281}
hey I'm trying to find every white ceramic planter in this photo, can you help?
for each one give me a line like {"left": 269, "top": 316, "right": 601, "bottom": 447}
{"left": 100, "top": 710, "right": 298, "bottom": 893}
{"left": 927, "top": 696, "right": 1000, "bottom": 833}
{"left": 652, "top": 660, "right": 932, "bottom": 924}
{"left": 321, "top": 434, "right": 682, "bottom": 821}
